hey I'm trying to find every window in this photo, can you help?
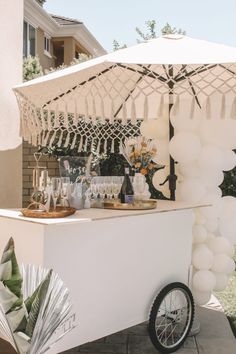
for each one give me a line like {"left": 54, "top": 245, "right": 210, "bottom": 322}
{"left": 44, "top": 36, "right": 50, "bottom": 53}
{"left": 23, "top": 21, "right": 36, "bottom": 57}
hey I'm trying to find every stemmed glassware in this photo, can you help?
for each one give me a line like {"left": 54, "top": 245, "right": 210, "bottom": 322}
{"left": 51, "top": 177, "right": 61, "bottom": 210}
{"left": 61, "top": 177, "right": 70, "bottom": 207}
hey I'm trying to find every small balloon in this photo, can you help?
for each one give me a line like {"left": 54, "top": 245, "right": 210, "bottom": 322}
{"left": 192, "top": 224, "right": 208, "bottom": 243}
{"left": 211, "top": 254, "right": 232, "bottom": 273}
{"left": 169, "top": 132, "right": 201, "bottom": 163}
{"left": 179, "top": 179, "right": 207, "bottom": 203}
{"left": 193, "top": 270, "right": 216, "bottom": 292}
{"left": 192, "top": 289, "right": 211, "bottom": 306}
{"left": 192, "top": 244, "right": 213, "bottom": 270}
{"left": 213, "top": 273, "right": 228, "bottom": 291}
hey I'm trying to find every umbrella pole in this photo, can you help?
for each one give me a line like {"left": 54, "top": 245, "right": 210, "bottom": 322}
{"left": 168, "top": 65, "right": 177, "bottom": 201}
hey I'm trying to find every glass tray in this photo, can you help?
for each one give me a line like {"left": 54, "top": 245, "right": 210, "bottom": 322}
{"left": 21, "top": 206, "right": 76, "bottom": 218}
{"left": 103, "top": 200, "right": 157, "bottom": 210}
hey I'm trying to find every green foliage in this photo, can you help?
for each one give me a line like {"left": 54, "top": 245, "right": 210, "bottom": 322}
{"left": 161, "top": 22, "right": 186, "bottom": 35}
{"left": 221, "top": 166, "right": 236, "bottom": 197}
{"left": 36, "top": 0, "right": 46, "bottom": 5}
{"left": 45, "top": 54, "right": 92, "bottom": 75}
{"left": 112, "top": 39, "right": 127, "bottom": 51}
{"left": 23, "top": 56, "right": 43, "bottom": 82}
{"left": 136, "top": 20, "right": 157, "bottom": 42}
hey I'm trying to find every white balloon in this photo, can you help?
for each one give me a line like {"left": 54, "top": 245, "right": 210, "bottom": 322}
{"left": 192, "top": 224, "right": 208, "bottom": 243}
{"left": 152, "top": 139, "right": 169, "bottom": 165}
{"left": 179, "top": 179, "right": 207, "bottom": 202}
{"left": 199, "top": 119, "right": 236, "bottom": 150}
{"left": 170, "top": 101, "right": 201, "bottom": 132}
{"left": 194, "top": 210, "right": 207, "bottom": 225}
{"left": 178, "top": 161, "right": 200, "bottom": 178}
{"left": 219, "top": 196, "right": 236, "bottom": 222}
{"left": 207, "top": 237, "right": 234, "bottom": 256}
{"left": 169, "top": 132, "right": 201, "bottom": 163}
{"left": 211, "top": 254, "right": 232, "bottom": 273}
{"left": 219, "top": 218, "right": 236, "bottom": 244}
{"left": 204, "top": 218, "right": 218, "bottom": 233}
{"left": 213, "top": 273, "right": 228, "bottom": 291}
{"left": 226, "top": 258, "right": 235, "bottom": 275}
{"left": 140, "top": 119, "right": 168, "bottom": 139}
{"left": 192, "top": 289, "right": 211, "bottom": 306}
{"left": 198, "top": 145, "right": 224, "bottom": 170}
{"left": 199, "top": 168, "right": 224, "bottom": 187}
{"left": 193, "top": 270, "right": 216, "bottom": 292}
{"left": 221, "top": 149, "right": 236, "bottom": 171}
{"left": 192, "top": 244, "right": 213, "bottom": 270}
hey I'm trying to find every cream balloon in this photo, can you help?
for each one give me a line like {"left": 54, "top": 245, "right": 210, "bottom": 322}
{"left": 221, "top": 149, "right": 236, "bottom": 171}
{"left": 219, "top": 196, "right": 236, "bottom": 222}
{"left": 198, "top": 145, "right": 224, "bottom": 170}
{"left": 192, "top": 289, "right": 211, "bottom": 306}
{"left": 211, "top": 254, "right": 232, "bottom": 273}
{"left": 192, "top": 224, "right": 208, "bottom": 243}
{"left": 179, "top": 179, "right": 207, "bottom": 202}
{"left": 204, "top": 218, "right": 218, "bottom": 233}
{"left": 193, "top": 270, "right": 216, "bottom": 292}
{"left": 198, "top": 168, "right": 224, "bottom": 187}
{"left": 178, "top": 161, "right": 200, "bottom": 178}
{"left": 192, "top": 244, "right": 213, "bottom": 270}
{"left": 219, "top": 218, "right": 236, "bottom": 243}
{"left": 194, "top": 210, "right": 207, "bottom": 225}
{"left": 169, "top": 132, "right": 201, "bottom": 163}
{"left": 207, "top": 237, "right": 234, "bottom": 257}
{"left": 213, "top": 273, "right": 228, "bottom": 291}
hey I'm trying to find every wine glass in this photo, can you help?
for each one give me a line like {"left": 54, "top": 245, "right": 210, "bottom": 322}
{"left": 61, "top": 177, "right": 70, "bottom": 207}
{"left": 51, "top": 178, "right": 61, "bottom": 210}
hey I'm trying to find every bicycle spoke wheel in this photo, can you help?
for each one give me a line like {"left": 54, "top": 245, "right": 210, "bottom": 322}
{"left": 148, "top": 282, "right": 194, "bottom": 353}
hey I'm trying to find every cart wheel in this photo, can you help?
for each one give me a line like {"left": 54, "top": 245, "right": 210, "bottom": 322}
{"left": 148, "top": 282, "right": 194, "bottom": 353}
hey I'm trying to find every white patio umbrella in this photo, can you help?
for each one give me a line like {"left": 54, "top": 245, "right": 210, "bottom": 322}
{"left": 13, "top": 35, "right": 236, "bottom": 199}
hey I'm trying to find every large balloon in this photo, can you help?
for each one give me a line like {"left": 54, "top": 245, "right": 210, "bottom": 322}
{"left": 219, "top": 217, "right": 236, "bottom": 243}
{"left": 169, "top": 132, "right": 201, "bottom": 163}
{"left": 192, "top": 244, "right": 213, "bottom": 270}
{"left": 179, "top": 179, "right": 207, "bottom": 202}
{"left": 208, "top": 237, "right": 234, "bottom": 257}
{"left": 192, "top": 289, "right": 211, "bottom": 306}
{"left": 193, "top": 270, "right": 216, "bottom": 292}
{"left": 152, "top": 139, "right": 169, "bottom": 165}
{"left": 198, "top": 168, "right": 224, "bottom": 187}
{"left": 178, "top": 161, "right": 200, "bottom": 178}
{"left": 221, "top": 149, "right": 236, "bottom": 171}
{"left": 170, "top": 99, "right": 202, "bottom": 132}
{"left": 192, "top": 224, "right": 208, "bottom": 243}
{"left": 198, "top": 145, "right": 224, "bottom": 170}
{"left": 219, "top": 196, "right": 236, "bottom": 222}
{"left": 213, "top": 273, "right": 228, "bottom": 291}
{"left": 211, "top": 254, "right": 232, "bottom": 273}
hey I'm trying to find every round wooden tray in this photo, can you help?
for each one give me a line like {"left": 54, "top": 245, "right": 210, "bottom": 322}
{"left": 103, "top": 200, "right": 157, "bottom": 210}
{"left": 21, "top": 206, "right": 76, "bottom": 218}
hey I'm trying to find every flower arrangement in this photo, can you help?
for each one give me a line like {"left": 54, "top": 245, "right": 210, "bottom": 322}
{"left": 121, "top": 137, "right": 158, "bottom": 175}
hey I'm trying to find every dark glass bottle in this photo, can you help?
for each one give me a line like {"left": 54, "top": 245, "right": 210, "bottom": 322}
{"left": 120, "top": 168, "right": 134, "bottom": 204}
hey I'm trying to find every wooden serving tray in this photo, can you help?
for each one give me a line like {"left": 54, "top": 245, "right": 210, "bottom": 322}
{"left": 103, "top": 200, "right": 157, "bottom": 210}
{"left": 21, "top": 206, "right": 76, "bottom": 218}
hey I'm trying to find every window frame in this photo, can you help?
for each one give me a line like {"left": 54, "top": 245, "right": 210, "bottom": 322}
{"left": 23, "top": 20, "right": 36, "bottom": 57}
{"left": 44, "top": 34, "right": 51, "bottom": 57}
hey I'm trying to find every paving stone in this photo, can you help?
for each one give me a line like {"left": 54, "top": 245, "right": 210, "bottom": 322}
{"left": 182, "top": 336, "right": 197, "bottom": 349}
{"left": 127, "top": 334, "right": 160, "bottom": 354}
{"left": 77, "top": 342, "right": 126, "bottom": 353}
{"left": 125, "top": 322, "right": 148, "bottom": 335}
{"left": 105, "top": 332, "right": 128, "bottom": 344}
{"left": 197, "top": 337, "right": 236, "bottom": 354}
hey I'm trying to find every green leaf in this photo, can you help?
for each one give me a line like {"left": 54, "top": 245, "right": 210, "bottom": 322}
{"left": 25, "top": 270, "right": 52, "bottom": 338}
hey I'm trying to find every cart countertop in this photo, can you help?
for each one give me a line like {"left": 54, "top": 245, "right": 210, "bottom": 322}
{"left": 0, "top": 200, "right": 210, "bottom": 226}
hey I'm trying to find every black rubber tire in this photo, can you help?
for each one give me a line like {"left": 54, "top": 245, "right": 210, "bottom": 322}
{"left": 148, "top": 282, "right": 194, "bottom": 353}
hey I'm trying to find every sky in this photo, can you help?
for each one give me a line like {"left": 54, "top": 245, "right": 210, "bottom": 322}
{"left": 44, "top": 0, "right": 236, "bottom": 53}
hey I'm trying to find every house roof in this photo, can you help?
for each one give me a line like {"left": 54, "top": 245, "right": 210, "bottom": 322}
{"left": 51, "top": 14, "right": 83, "bottom": 26}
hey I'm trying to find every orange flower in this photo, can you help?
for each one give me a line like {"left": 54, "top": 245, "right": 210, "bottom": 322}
{"left": 140, "top": 168, "right": 148, "bottom": 175}
{"left": 135, "top": 162, "right": 141, "bottom": 168}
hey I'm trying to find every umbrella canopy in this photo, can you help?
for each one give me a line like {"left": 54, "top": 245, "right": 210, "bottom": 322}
{"left": 13, "top": 35, "right": 236, "bottom": 149}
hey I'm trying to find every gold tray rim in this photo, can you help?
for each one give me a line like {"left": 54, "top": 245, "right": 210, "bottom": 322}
{"left": 103, "top": 200, "right": 157, "bottom": 210}
{"left": 21, "top": 206, "right": 76, "bottom": 218}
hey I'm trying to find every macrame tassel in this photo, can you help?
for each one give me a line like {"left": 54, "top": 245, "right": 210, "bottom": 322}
{"left": 97, "top": 139, "right": 101, "bottom": 154}
{"left": 143, "top": 96, "right": 148, "bottom": 121}
{"left": 92, "top": 97, "right": 96, "bottom": 123}
{"left": 43, "top": 131, "right": 50, "bottom": 146}
{"left": 49, "top": 130, "right": 57, "bottom": 148}
{"left": 64, "top": 132, "right": 70, "bottom": 148}
{"left": 47, "top": 110, "right": 52, "bottom": 131}
{"left": 172, "top": 95, "right": 180, "bottom": 116}
{"left": 206, "top": 97, "right": 211, "bottom": 119}
{"left": 54, "top": 105, "right": 60, "bottom": 128}
{"left": 230, "top": 97, "right": 236, "bottom": 119}
{"left": 131, "top": 100, "right": 136, "bottom": 123}
{"left": 71, "top": 133, "right": 77, "bottom": 150}
{"left": 64, "top": 103, "right": 69, "bottom": 129}
{"left": 78, "top": 137, "right": 83, "bottom": 152}
{"left": 85, "top": 97, "right": 89, "bottom": 123}
{"left": 119, "top": 140, "right": 123, "bottom": 154}
{"left": 84, "top": 137, "right": 88, "bottom": 152}
{"left": 100, "top": 98, "right": 105, "bottom": 123}
{"left": 111, "top": 139, "right": 115, "bottom": 153}
{"left": 103, "top": 139, "right": 107, "bottom": 153}
{"left": 220, "top": 94, "right": 226, "bottom": 119}
{"left": 41, "top": 109, "right": 46, "bottom": 130}
{"left": 157, "top": 94, "right": 164, "bottom": 117}
{"left": 190, "top": 97, "right": 196, "bottom": 119}
{"left": 57, "top": 131, "right": 64, "bottom": 147}
{"left": 110, "top": 101, "right": 115, "bottom": 124}
{"left": 122, "top": 101, "right": 127, "bottom": 125}
{"left": 73, "top": 99, "right": 79, "bottom": 126}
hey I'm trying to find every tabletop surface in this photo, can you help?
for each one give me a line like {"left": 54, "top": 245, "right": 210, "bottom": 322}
{"left": 0, "top": 200, "right": 211, "bottom": 226}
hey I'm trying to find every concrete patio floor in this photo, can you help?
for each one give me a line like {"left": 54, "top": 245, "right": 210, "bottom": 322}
{"left": 0, "top": 300, "right": 235, "bottom": 354}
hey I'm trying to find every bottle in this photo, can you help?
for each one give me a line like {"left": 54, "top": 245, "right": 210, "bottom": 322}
{"left": 120, "top": 168, "right": 134, "bottom": 204}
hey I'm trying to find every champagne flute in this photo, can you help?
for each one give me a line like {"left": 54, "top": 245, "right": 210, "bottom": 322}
{"left": 61, "top": 177, "right": 70, "bottom": 208}
{"left": 51, "top": 178, "right": 61, "bottom": 210}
